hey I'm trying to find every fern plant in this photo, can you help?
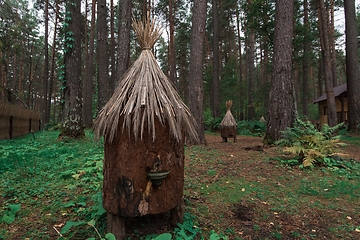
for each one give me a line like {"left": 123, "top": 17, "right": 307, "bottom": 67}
{"left": 276, "top": 119, "right": 347, "bottom": 167}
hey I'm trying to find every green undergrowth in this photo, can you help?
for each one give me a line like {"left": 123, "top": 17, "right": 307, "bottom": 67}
{"left": 0, "top": 130, "right": 109, "bottom": 239}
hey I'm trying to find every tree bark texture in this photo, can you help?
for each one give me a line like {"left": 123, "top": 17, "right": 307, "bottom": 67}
{"left": 212, "top": 0, "right": 220, "bottom": 119}
{"left": 84, "top": 0, "right": 96, "bottom": 128}
{"left": 265, "top": 0, "right": 295, "bottom": 142}
{"left": 142, "top": 0, "right": 148, "bottom": 19}
{"left": 318, "top": 56, "right": 324, "bottom": 97}
{"left": 60, "top": 0, "right": 84, "bottom": 138}
{"left": 12, "top": 51, "right": 17, "bottom": 92}
{"left": 169, "top": 0, "right": 177, "bottom": 89}
{"left": 110, "top": 0, "right": 115, "bottom": 96}
{"left": 27, "top": 50, "right": 33, "bottom": 107}
{"left": 19, "top": 50, "right": 23, "bottom": 95}
{"left": 117, "top": 0, "right": 132, "bottom": 82}
{"left": 247, "top": 31, "right": 255, "bottom": 120}
{"left": 188, "top": 0, "right": 207, "bottom": 144}
{"left": 330, "top": 0, "right": 337, "bottom": 87}
{"left": 103, "top": 118, "right": 185, "bottom": 217}
{"left": 317, "top": 0, "right": 337, "bottom": 127}
{"left": 302, "top": 0, "right": 309, "bottom": 117}
{"left": 235, "top": 1, "right": 243, "bottom": 120}
{"left": 42, "top": 0, "right": 49, "bottom": 127}
{"left": 47, "top": 0, "right": 58, "bottom": 125}
{"left": 344, "top": 0, "right": 360, "bottom": 131}
{"left": 97, "top": 0, "right": 109, "bottom": 110}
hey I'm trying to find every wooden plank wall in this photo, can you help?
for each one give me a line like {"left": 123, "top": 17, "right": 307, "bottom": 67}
{"left": 0, "top": 102, "right": 41, "bottom": 140}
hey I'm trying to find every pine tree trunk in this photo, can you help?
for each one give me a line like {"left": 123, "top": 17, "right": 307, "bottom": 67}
{"left": 110, "top": 0, "right": 115, "bottom": 96}
{"left": 84, "top": 0, "right": 96, "bottom": 128}
{"left": 247, "top": 31, "right": 255, "bottom": 120}
{"left": 0, "top": 51, "right": 4, "bottom": 89}
{"left": 235, "top": 2, "right": 243, "bottom": 120}
{"left": 42, "top": 0, "right": 49, "bottom": 128}
{"left": 142, "top": 0, "right": 147, "bottom": 19}
{"left": 212, "top": 0, "right": 220, "bottom": 119}
{"left": 27, "top": 48, "right": 34, "bottom": 107}
{"left": 344, "top": 0, "right": 360, "bottom": 131}
{"left": 59, "top": 0, "right": 84, "bottom": 139}
{"left": 318, "top": 0, "right": 337, "bottom": 127}
{"left": 47, "top": 0, "right": 59, "bottom": 124}
{"left": 97, "top": 0, "right": 109, "bottom": 110}
{"left": 302, "top": 0, "right": 309, "bottom": 116}
{"left": 169, "top": 0, "right": 177, "bottom": 89}
{"left": 318, "top": 57, "right": 324, "bottom": 97}
{"left": 188, "top": 0, "right": 207, "bottom": 145}
{"left": 12, "top": 50, "right": 17, "bottom": 93}
{"left": 117, "top": 0, "right": 132, "bottom": 81}
{"left": 19, "top": 50, "right": 23, "bottom": 94}
{"left": 265, "top": 0, "right": 295, "bottom": 143}
{"left": 293, "top": 68, "right": 300, "bottom": 106}
{"left": 330, "top": 0, "right": 337, "bottom": 87}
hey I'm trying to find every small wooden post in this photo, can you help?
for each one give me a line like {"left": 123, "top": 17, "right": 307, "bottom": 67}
{"left": 170, "top": 198, "right": 185, "bottom": 227}
{"left": 107, "top": 213, "right": 125, "bottom": 240}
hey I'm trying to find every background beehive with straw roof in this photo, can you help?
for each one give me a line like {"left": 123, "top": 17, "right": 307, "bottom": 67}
{"left": 93, "top": 14, "right": 198, "bottom": 218}
{"left": 219, "top": 100, "right": 237, "bottom": 141}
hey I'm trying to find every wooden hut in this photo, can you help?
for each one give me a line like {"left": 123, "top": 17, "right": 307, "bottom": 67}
{"left": 93, "top": 15, "right": 198, "bottom": 239}
{"left": 313, "top": 83, "right": 348, "bottom": 125}
{"left": 219, "top": 100, "right": 237, "bottom": 143}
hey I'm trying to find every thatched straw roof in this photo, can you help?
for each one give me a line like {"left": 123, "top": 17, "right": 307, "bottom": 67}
{"left": 93, "top": 14, "right": 199, "bottom": 143}
{"left": 220, "top": 100, "right": 237, "bottom": 128}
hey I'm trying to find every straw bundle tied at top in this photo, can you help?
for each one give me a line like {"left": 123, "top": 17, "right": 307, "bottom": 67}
{"left": 220, "top": 100, "right": 237, "bottom": 128}
{"left": 93, "top": 14, "right": 199, "bottom": 143}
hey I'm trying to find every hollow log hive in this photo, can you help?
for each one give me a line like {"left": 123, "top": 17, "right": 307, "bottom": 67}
{"left": 103, "top": 117, "right": 185, "bottom": 217}
{"left": 93, "top": 13, "right": 198, "bottom": 239}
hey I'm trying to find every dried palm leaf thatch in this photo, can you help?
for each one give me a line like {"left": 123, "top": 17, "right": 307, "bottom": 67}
{"left": 93, "top": 14, "right": 199, "bottom": 143}
{"left": 220, "top": 100, "right": 238, "bottom": 129}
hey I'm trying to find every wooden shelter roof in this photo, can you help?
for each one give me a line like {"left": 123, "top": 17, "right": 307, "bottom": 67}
{"left": 313, "top": 83, "right": 347, "bottom": 104}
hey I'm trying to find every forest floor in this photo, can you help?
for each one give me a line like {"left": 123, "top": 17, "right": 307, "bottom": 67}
{"left": 0, "top": 131, "right": 360, "bottom": 239}
{"left": 187, "top": 134, "right": 360, "bottom": 239}
{"left": 125, "top": 133, "right": 360, "bottom": 239}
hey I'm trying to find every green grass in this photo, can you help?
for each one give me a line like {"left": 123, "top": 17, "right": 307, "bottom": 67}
{"left": 0, "top": 130, "right": 107, "bottom": 239}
